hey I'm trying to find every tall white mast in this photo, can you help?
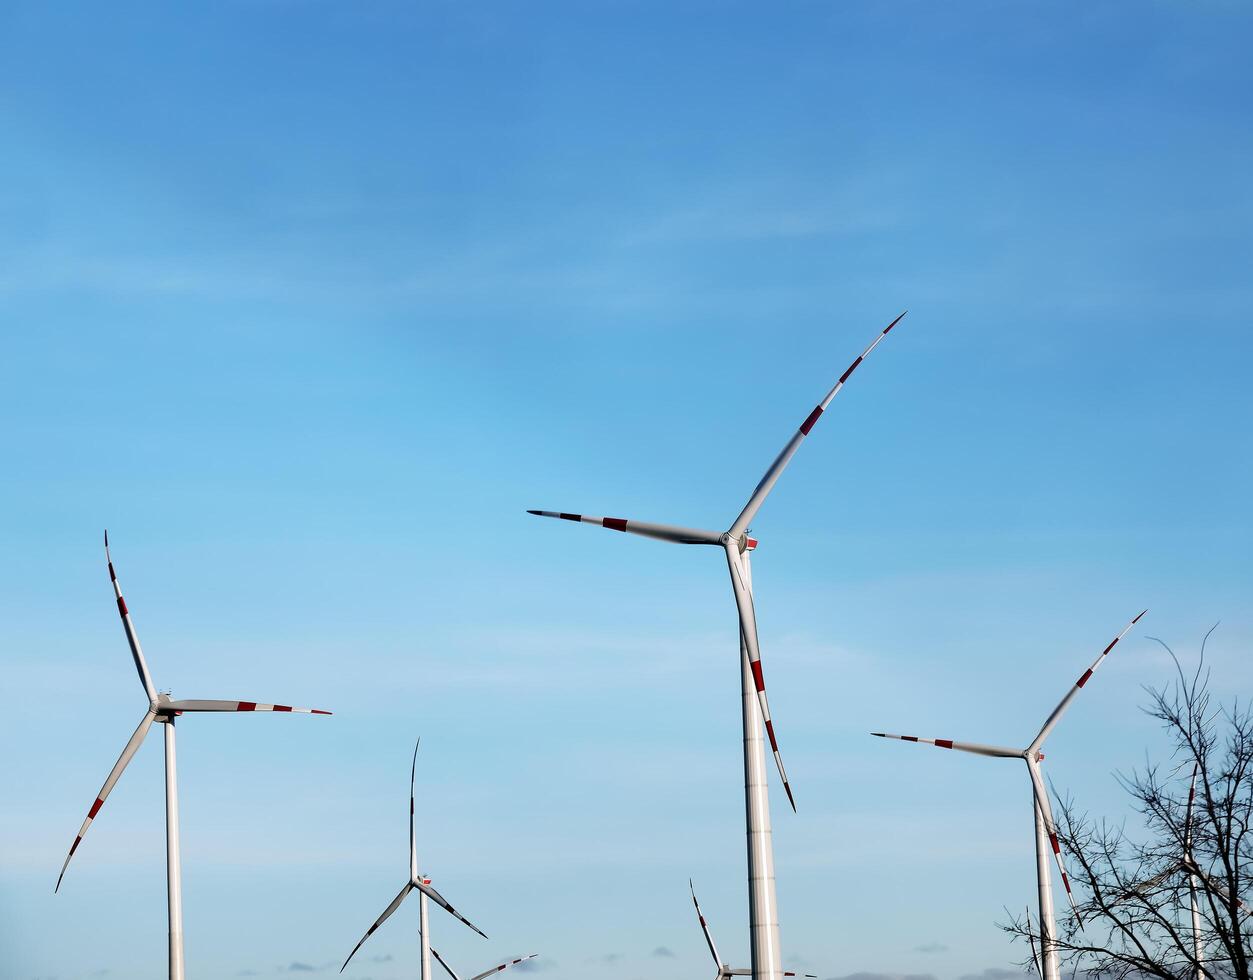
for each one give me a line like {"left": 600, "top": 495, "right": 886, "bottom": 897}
{"left": 1032, "top": 796, "right": 1059, "bottom": 980}
{"left": 163, "top": 715, "right": 186, "bottom": 980}
{"left": 741, "top": 552, "right": 782, "bottom": 980}
{"left": 420, "top": 889, "right": 432, "bottom": 980}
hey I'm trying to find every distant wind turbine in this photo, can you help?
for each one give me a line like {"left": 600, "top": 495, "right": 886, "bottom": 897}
{"left": 689, "top": 880, "right": 816, "bottom": 980}
{"left": 871, "top": 611, "right": 1146, "bottom": 980}
{"left": 55, "top": 532, "right": 332, "bottom": 980}
{"left": 529, "top": 312, "right": 907, "bottom": 980}
{"left": 431, "top": 949, "right": 539, "bottom": 980}
{"left": 1112, "top": 762, "right": 1252, "bottom": 978}
{"left": 341, "top": 740, "right": 488, "bottom": 975}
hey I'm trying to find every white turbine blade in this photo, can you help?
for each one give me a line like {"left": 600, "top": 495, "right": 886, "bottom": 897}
{"left": 410, "top": 738, "right": 420, "bottom": 882}
{"left": 726, "top": 971, "right": 752, "bottom": 977}
{"left": 56, "top": 708, "right": 157, "bottom": 892}
{"left": 1027, "top": 762, "right": 1082, "bottom": 921}
{"left": 1184, "top": 762, "right": 1199, "bottom": 855}
{"left": 163, "top": 699, "right": 332, "bottom": 715}
{"left": 416, "top": 879, "right": 489, "bottom": 939}
{"left": 1029, "top": 610, "right": 1147, "bottom": 754}
{"left": 869, "top": 731, "right": 1021, "bottom": 758}
{"left": 1026, "top": 907, "right": 1042, "bottom": 978}
{"left": 340, "top": 881, "right": 415, "bottom": 972}
{"left": 468, "top": 953, "right": 540, "bottom": 980}
{"left": 725, "top": 545, "right": 795, "bottom": 810}
{"left": 782, "top": 972, "right": 818, "bottom": 977}
{"left": 104, "top": 531, "right": 158, "bottom": 703}
{"left": 526, "top": 511, "right": 722, "bottom": 546}
{"left": 690, "top": 879, "right": 723, "bottom": 969}
{"left": 1183, "top": 858, "right": 1252, "bottom": 917}
{"left": 728, "top": 311, "right": 907, "bottom": 539}
{"left": 431, "top": 946, "right": 462, "bottom": 980}
{"left": 1184, "top": 762, "right": 1206, "bottom": 977}
{"left": 1108, "top": 866, "right": 1179, "bottom": 907}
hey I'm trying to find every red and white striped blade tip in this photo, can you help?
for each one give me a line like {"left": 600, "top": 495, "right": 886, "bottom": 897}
{"left": 871, "top": 732, "right": 953, "bottom": 748}
{"left": 164, "top": 699, "right": 332, "bottom": 714}
{"left": 55, "top": 708, "right": 156, "bottom": 892}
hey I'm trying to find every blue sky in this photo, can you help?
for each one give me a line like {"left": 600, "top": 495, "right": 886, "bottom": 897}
{"left": 2, "top": 2, "right": 1251, "bottom": 978}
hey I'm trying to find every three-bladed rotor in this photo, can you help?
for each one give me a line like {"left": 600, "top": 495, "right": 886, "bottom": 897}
{"left": 55, "top": 533, "right": 332, "bottom": 893}
{"left": 529, "top": 312, "right": 908, "bottom": 811}
{"left": 870, "top": 610, "right": 1147, "bottom": 916}
{"left": 689, "top": 880, "right": 817, "bottom": 980}
{"left": 340, "top": 739, "right": 488, "bottom": 974}
{"left": 431, "top": 949, "right": 539, "bottom": 980}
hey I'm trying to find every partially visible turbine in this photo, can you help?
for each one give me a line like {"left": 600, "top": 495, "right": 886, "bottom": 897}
{"left": 431, "top": 949, "right": 539, "bottom": 980}
{"left": 871, "top": 611, "right": 1146, "bottom": 980}
{"left": 341, "top": 740, "right": 487, "bottom": 975}
{"left": 56, "top": 533, "right": 332, "bottom": 980}
{"left": 1113, "top": 762, "right": 1252, "bottom": 976}
{"left": 689, "top": 880, "right": 816, "bottom": 980}
{"left": 530, "top": 312, "right": 907, "bottom": 980}
{"left": 1109, "top": 764, "right": 1206, "bottom": 977}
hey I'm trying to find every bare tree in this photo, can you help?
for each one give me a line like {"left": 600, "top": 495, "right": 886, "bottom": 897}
{"left": 1004, "top": 627, "right": 1252, "bottom": 980}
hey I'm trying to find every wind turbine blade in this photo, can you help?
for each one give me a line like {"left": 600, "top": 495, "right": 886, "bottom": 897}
{"left": 690, "top": 879, "right": 723, "bottom": 969}
{"left": 56, "top": 708, "right": 157, "bottom": 892}
{"left": 782, "top": 973, "right": 818, "bottom": 977}
{"left": 340, "top": 881, "right": 414, "bottom": 972}
{"left": 1029, "top": 610, "right": 1147, "bottom": 754}
{"left": 410, "top": 738, "right": 420, "bottom": 882}
{"left": 104, "top": 531, "right": 158, "bottom": 703}
{"left": 431, "top": 946, "right": 462, "bottom": 980}
{"left": 468, "top": 953, "right": 540, "bottom": 980}
{"left": 728, "top": 311, "right": 906, "bottom": 539}
{"left": 1027, "top": 762, "right": 1082, "bottom": 922}
{"left": 416, "top": 880, "right": 489, "bottom": 939}
{"left": 725, "top": 545, "right": 795, "bottom": 810}
{"left": 1184, "top": 762, "right": 1206, "bottom": 976}
{"left": 1108, "top": 866, "right": 1179, "bottom": 907}
{"left": 869, "top": 732, "right": 1020, "bottom": 758}
{"left": 525, "top": 511, "right": 722, "bottom": 546}
{"left": 1184, "top": 762, "right": 1199, "bottom": 855}
{"left": 163, "top": 699, "right": 331, "bottom": 714}
{"left": 1183, "top": 858, "right": 1253, "bottom": 917}
{"left": 1026, "top": 907, "right": 1042, "bottom": 978}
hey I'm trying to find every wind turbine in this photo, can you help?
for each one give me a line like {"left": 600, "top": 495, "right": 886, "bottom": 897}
{"left": 431, "top": 950, "right": 539, "bottom": 980}
{"left": 1108, "top": 764, "right": 1206, "bottom": 978}
{"left": 689, "top": 880, "right": 816, "bottom": 980}
{"left": 55, "top": 532, "right": 333, "bottom": 980}
{"left": 528, "top": 312, "right": 907, "bottom": 980}
{"left": 341, "top": 740, "right": 488, "bottom": 976}
{"left": 1112, "top": 762, "right": 1252, "bottom": 978}
{"left": 870, "top": 611, "right": 1146, "bottom": 980}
